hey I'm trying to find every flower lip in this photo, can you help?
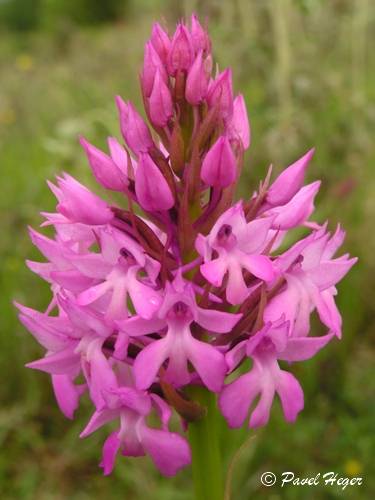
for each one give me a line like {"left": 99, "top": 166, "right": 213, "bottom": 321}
{"left": 216, "top": 224, "right": 237, "bottom": 250}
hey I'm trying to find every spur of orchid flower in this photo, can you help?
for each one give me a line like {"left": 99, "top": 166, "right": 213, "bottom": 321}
{"left": 16, "top": 14, "right": 357, "bottom": 499}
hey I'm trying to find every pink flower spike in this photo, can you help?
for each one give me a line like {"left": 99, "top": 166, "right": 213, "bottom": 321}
{"left": 116, "top": 97, "right": 154, "bottom": 155}
{"left": 80, "top": 136, "right": 128, "bottom": 191}
{"left": 267, "top": 148, "right": 315, "bottom": 206}
{"left": 185, "top": 50, "right": 209, "bottom": 105}
{"left": 135, "top": 153, "right": 174, "bottom": 212}
{"left": 201, "top": 136, "right": 237, "bottom": 188}
{"left": 53, "top": 174, "right": 113, "bottom": 225}
{"left": 167, "top": 23, "right": 194, "bottom": 75}
{"left": 148, "top": 69, "right": 174, "bottom": 127}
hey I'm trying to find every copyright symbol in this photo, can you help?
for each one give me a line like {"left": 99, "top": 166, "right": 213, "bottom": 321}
{"left": 261, "top": 471, "right": 277, "bottom": 487}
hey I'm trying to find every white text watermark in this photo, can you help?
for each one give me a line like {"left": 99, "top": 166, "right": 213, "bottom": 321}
{"left": 260, "top": 471, "right": 363, "bottom": 490}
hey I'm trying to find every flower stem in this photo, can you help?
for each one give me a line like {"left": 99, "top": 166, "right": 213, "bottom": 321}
{"left": 188, "top": 386, "right": 224, "bottom": 500}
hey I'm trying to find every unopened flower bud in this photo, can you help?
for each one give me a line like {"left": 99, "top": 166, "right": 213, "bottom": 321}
{"left": 227, "top": 94, "right": 250, "bottom": 150}
{"left": 149, "top": 69, "right": 173, "bottom": 127}
{"left": 80, "top": 137, "right": 128, "bottom": 192}
{"left": 150, "top": 22, "right": 171, "bottom": 64}
{"left": 207, "top": 69, "right": 234, "bottom": 121}
{"left": 201, "top": 136, "right": 237, "bottom": 188}
{"left": 267, "top": 148, "right": 315, "bottom": 206}
{"left": 190, "top": 14, "right": 211, "bottom": 53}
{"left": 185, "top": 51, "right": 209, "bottom": 105}
{"left": 167, "top": 24, "right": 194, "bottom": 75}
{"left": 141, "top": 41, "right": 168, "bottom": 98}
{"left": 135, "top": 153, "right": 174, "bottom": 212}
{"left": 116, "top": 97, "right": 154, "bottom": 155}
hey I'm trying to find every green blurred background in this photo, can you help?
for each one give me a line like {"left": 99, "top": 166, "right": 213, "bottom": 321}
{"left": 1, "top": 0, "right": 374, "bottom": 498}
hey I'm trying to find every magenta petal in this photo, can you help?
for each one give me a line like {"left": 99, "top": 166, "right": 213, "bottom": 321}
{"left": 133, "top": 336, "right": 171, "bottom": 390}
{"left": 117, "top": 316, "right": 166, "bottom": 336}
{"left": 225, "top": 340, "right": 247, "bottom": 372}
{"left": 248, "top": 383, "right": 275, "bottom": 428}
{"left": 200, "top": 258, "right": 227, "bottom": 287}
{"left": 219, "top": 371, "right": 258, "bottom": 428}
{"left": 80, "top": 408, "right": 119, "bottom": 438}
{"left": 26, "top": 345, "right": 80, "bottom": 376}
{"left": 226, "top": 260, "right": 248, "bottom": 305}
{"left": 151, "top": 394, "right": 172, "bottom": 429}
{"left": 184, "top": 335, "right": 227, "bottom": 392}
{"left": 127, "top": 275, "right": 162, "bottom": 319}
{"left": 18, "top": 312, "right": 70, "bottom": 351}
{"left": 279, "top": 332, "right": 334, "bottom": 362}
{"left": 238, "top": 217, "right": 273, "bottom": 253}
{"left": 196, "top": 306, "right": 241, "bottom": 333}
{"left": 309, "top": 258, "right": 358, "bottom": 289}
{"left": 240, "top": 254, "right": 274, "bottom": 282}
{"left": 52, "top": 374, "right": 82, "bottom": 419}
{"left": 140, "top": 426, "right": 191, "bottom": 476}
{"left": 276, "top": 370, "right": 304, "bottom": 423}
{"left": 99, "top": 431, "right": 121, "bottom": 475}
{"left": 313, "top": 288, "right": 342, "bottom": 337}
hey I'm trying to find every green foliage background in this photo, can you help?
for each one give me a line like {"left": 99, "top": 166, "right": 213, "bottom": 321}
{"left": 0, "top": 0, "right": 374, "bottom": 498}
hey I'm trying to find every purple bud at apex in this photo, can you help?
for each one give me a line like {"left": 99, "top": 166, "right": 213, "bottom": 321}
{"left": 207, "top": 69, "right": 234, "bottom": 121}
{"left": 190, "top": 14, "right": 211, "bottom": 53}
{"left": 185, "top": 51, "right": 209, "bottom": 105}
{"left": 201, "top": 136, "right": 237, "bottom": 188}
{"left": 142, "top": 42, "right": 168, "bottom": 98}
{"left": 167, "top": 24, "right": 194, "bottom": 75}
{"left": 150, "top": 22, "right": 171, "bottom": 64}
{"left": 116, "top": 97, "right": 154, "bottom": 155}
{"left": 149, "top": 69, "right": 174, "bottom": 127}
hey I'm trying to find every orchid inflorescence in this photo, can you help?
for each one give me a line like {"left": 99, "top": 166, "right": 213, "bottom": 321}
{"left": 17, "top": 15, "right": 357, "bottom": 477}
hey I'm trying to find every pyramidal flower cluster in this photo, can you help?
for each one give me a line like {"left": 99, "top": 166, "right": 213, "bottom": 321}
{"left": 17, "top": 15, "right": 357, "bottom": 477}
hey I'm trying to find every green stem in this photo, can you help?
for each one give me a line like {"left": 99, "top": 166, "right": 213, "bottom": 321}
{"left": 188, "top": 386, "right": 223, "bottom": 500}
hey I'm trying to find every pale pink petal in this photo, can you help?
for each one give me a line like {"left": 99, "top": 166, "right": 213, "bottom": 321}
{"left": 196, "top": 306, "right": 241, "bottom": 333}
{"left": 240, "top": 254, "right": 274, "bottom": 282}
{"left": 183, "top": 334, "right": 227, "bottom": 392}
{"left": 225, "top": 340, "right": 247, "bottom": 372}
{"left": 133, "top": 336, "right": 172, "bottom": 390}
{"left": 52, "top": 374, "right": 83, "bottom": 419}
{"left": 279, "top": 332, "right": 334, "bottom": 362}
{"left": 99, "top": 431, "right": 121, "bottom": 475}
{"left": 276, "top": 370, "right": 304, "bottom": 422}
{"left": 219, "top": 371, "right": 259, "bottom": 428}
{"left": 140, "top": 426, "right": 191, "bottom": 476}
{"left": 308, "top": 258, "right": 357, "bottom": 289}
{"left": 80, "top": 408, "right": 119, "bottom": 437}
{"left": 26, "top": 345, "right": 80, "bottom": 376}
{"left": 200, "top": 257, "right": 227, "bottom": 287}
{"left": 226, "top": 260, "right": 249, "bottom": 305}
{"left": 238, "top": 217, "right": 273, "bottom": 253}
